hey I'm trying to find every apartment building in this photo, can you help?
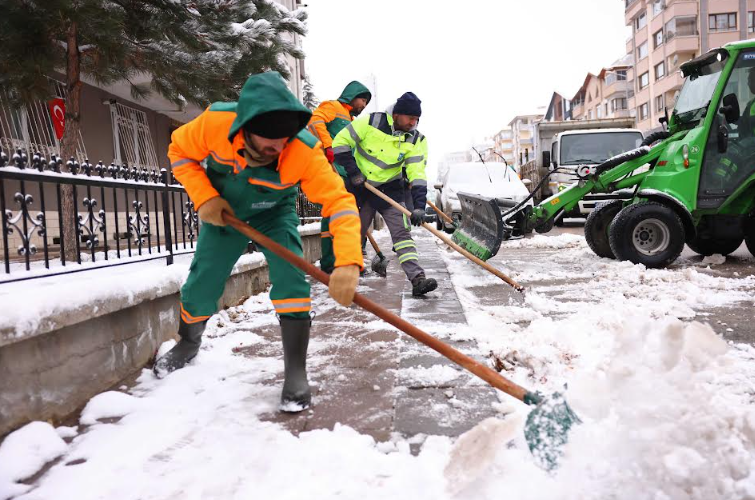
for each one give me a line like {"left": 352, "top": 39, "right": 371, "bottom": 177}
{"left": 544, "top": 92, "right": 572, "bottom": 122}
{"left": 625, "top": 0, "right": 755, "bottom": 132}
{"left": 570, "top": 56, "right": 634, "bottom": 122}
{"left": 508, "top": 113, "right": 544, "bottom": 170}
{"left": 491, "top": 128, "right": 515, "bottom": 165}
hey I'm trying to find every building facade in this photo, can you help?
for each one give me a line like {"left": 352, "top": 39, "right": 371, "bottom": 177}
{"left": 570, "top": 56, "right": 634, "bottom": 122}
{"left": 508, "top": 113, "right": 544, "bottom": 170}
{"left": 491, "top": 128, "right": 515, "bottom": 165}
{"left": 625, "top": 0, "right": 755, "bottom": 132}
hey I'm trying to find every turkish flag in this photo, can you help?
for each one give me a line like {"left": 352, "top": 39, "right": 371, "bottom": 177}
{"left": 48, "top": 98, "right": 65, "bottom": 140}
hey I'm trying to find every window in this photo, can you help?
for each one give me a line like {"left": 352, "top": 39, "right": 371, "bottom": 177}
{"left": 655, "top": 94, "right": 665, "bottom": 113}
{"left": 666, "top": 16, "right": 698, "bottom": 40}
{"left": 637, "top": 41, "right": 648, "bottom": 60}
{"left": 611, "top": 98, "right": 628, "bottom": 111}
{"left": 597, "top": 105, "right": 603, "bottom": 119}
{"left": 588, "top": 109, "right": 593, "bottom": 119}
{"left": 709, "top": 13, "right": 737, "bottom": 32}
{"left": 640, "top": 72, "right": 649, "bottom": 89}
{"left": 655, "top": 61, "right": 665, "bottom": 80}
{"left": 652, "top": 0, "right": 664, "bottom": 16}
{"left": 0, "top": 79, "right": 88, "bottom": 159}
{"left": 635, "top": 11, "right": 647, "bottom": 31}
{"left": 654, "top": 29, "right": 664, "bottom": 49}
{"left": 605, "top": 103, "right": 609, "bottom": 116}
{"left": 749, "top": 12, "right": 754, "bottom": 33}
{"left": 639, "top": 102, "right": 649, "bottom": 121}
{"left": 109, "top": 102, "right": 160, "bottom": 169}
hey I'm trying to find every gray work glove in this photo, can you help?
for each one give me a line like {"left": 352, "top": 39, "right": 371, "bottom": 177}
{"left": 410, "top": 208, "right": 425, "bottom": 227}
{"left": 349, "top": 171, "right": 366, "bottom": 186}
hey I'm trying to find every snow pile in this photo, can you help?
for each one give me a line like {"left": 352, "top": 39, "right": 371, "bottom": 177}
{"left": 0, "top": 422, "right": 67, "bottom": 500}
{"left": 501, "top": 233, "right": 587, "bottom": 249}
{"left": 445, "top": 319, "right": 755, "bottom": 500}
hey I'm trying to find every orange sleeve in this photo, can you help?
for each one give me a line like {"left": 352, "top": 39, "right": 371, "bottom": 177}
{"left": 307, "top": 101, "right": 338, "bottom": 149}
{"left": 299, "top": 144, "right": 363, "bottom": 269}
{"left": 167, "top": 108, "right": 220, "bottom": 209}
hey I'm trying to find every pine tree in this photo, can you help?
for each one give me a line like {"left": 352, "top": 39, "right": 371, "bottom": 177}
{"left": 302, "top": 76, "right": 319, "bottom": 110}
{"left": 0, "top": 0, "right": 307, "bottom": 262}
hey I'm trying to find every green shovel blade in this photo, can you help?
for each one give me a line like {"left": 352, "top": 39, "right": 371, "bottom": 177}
{"left": 523, "top": 392, "right": 581, "bottom": 471}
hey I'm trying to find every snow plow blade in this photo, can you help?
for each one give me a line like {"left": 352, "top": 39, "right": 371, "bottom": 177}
{"left": 451, "top": 192, "right": 505, "bottom": 261}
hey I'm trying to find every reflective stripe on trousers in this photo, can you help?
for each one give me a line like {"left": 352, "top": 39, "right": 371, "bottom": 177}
{"left": 359, "top": 200, "right": 423, "bottom": 281}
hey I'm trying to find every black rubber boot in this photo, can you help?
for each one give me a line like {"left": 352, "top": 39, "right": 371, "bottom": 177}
{"left": 153, "top": 319, "right": 207, "bottom": 378}
{"left": 279, "top": 316, "right": 312, "bottom": 412}
{"left": 411, "top": 274, "right": 438, "bottom": 297}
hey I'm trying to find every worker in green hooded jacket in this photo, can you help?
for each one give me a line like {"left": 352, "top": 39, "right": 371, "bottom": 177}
{"left": 157, "top": 72, "right": 363, "bottom": 413}
{"left": 307, "top": 81, "right": 372, "bottom": 273}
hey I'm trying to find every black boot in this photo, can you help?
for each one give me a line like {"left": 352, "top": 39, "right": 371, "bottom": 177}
{"left": 279, "top": 316, "right": 312, "bottom": 412}
{"left": 153, "top": 318, "right": 207, "bottom": 378}
{"left": 411, "top": 274, "right": 438, "bottom": 297}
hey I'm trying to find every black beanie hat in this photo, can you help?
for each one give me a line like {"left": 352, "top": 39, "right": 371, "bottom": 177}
{"left": 393, "top": 92, "right": 422, "bottom": 117}
{"left": 243, "top": 110, "right": 308, "bottom": 139}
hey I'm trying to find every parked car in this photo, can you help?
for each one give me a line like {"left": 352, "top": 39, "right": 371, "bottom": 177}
{"left": 433, "top": 162, "right": 533, "bottom": 233}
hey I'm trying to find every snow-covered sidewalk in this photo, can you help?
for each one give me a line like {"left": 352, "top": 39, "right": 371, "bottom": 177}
{"left": 2, "top": 230, "right": 755, "bottom": 499}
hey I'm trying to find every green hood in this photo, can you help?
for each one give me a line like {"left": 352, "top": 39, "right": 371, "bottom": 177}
{"left": 228, "top": 71, "right": 312, "bottom": 141}
{"left": 337, "top": 81, "right": 372, "bottom": 105}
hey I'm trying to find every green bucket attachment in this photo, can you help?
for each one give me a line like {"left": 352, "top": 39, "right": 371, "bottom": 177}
{"left": 451, "top": 192, "right": 505, "bottom": 261}
{"left": 523, "top": 391, "right": 581, "bottom": 471}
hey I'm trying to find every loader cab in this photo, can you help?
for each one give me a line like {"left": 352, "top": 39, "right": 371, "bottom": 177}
{"left": 682, "top": 45, "right": 755, "bottom": 209}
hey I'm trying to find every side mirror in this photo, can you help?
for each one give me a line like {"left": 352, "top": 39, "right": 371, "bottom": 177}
{"left": 522, "top": 179, "right": 532, "bottom": 187}
{"left": 717, "top": 124, "right": 729, "bottom": 153}
{"left": 433, "top": 183, "right": 443, "bottom": 190}
{"left": 719, "top": 93, "right": 740, "bottom": 124}
{"left": 542, "top": 151, "right": 551, "bottom": 169}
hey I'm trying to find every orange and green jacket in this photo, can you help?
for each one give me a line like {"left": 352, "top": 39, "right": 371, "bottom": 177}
{"left": 168, "top": 72, "right": 363, "bottom": 269}
{"left": 306, "top": 80, "right": 371, "bottom": 149}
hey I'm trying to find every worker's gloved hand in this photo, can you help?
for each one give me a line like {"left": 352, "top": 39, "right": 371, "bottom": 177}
{"left": 197, "top": 196, "right": 234, "bottom": 226}
{"left": 324, "top": 147, "right": 334, "bottom": 164}
{"left": 349, "top": 171, "right": 367, "bottom": 187}
{"left": 410, "top": 208, "right": 425, "bottom": 227}
{"left": 328, "top": 264, "right": 360, "bottom": 306}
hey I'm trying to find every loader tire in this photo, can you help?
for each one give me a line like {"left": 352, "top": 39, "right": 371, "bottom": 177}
{"left": 609, "top": 202, "right": 685, "bottom": 268}
{"left": 744, "top": 216, "right": 755, "bottom": 257}
{"left": 686, "top": 235, "right": 743, "bottom": 256}
{"left": 584, "top": 200, "right": 624, "bottom": 259}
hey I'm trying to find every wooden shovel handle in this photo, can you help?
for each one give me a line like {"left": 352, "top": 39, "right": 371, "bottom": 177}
{"left": 222, "top": 213, "right": 529, "bottom": 402}
{"left": 363, "top": 184, "right": 524, "bottom": 293}
{"left": 365, "top": 231, "right": 382, "bottom": 254}
{"left": 427, "top": 199, "right": 455, "bottom": 226}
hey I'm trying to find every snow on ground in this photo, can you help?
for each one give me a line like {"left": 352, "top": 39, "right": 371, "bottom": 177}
{"left": 1, "top": 231, "right": 755, "bottom": 499}
{"left": 435, "top": 233, "right": 755, "bottom": 499}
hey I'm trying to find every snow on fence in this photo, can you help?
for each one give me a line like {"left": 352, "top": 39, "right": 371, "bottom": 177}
{"left": 0, "top": 146, "right": 322, "bottom": 283}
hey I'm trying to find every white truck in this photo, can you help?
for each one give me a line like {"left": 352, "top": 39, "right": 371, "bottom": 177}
{"left": 521, "top": 118, "right": 644, "bottom": 220}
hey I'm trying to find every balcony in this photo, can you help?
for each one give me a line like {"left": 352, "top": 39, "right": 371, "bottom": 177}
{"left": 604, "top": 80, "right": 632, "bottom": 98}
{"left": 625, "top": 0, "right": 645, "bottom": 22}
{"left": 665, "top": 34, "right": 699, "bottom": 55}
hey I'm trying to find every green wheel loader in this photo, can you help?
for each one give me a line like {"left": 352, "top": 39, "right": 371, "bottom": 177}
{"left": 454, "top": 40, "right": 755, "bottom": 268}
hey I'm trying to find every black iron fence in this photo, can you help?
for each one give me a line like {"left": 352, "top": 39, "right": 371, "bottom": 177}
{"left": 0, "top": 147, "right": 322, "bottom": 283}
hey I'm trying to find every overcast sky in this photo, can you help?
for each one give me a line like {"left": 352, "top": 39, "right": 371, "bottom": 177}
{"left": 302, "top": 0, "right": 631, "bottom": 178}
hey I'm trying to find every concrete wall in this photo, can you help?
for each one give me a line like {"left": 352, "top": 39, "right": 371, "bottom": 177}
{"left": 0, "top": 229, "right": 322, "bottom": 437}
